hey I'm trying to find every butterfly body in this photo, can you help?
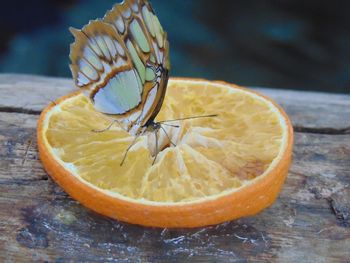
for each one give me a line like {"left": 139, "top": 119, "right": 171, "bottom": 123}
{"left": 69, "top": 0, "right": 170, "bottom": 135}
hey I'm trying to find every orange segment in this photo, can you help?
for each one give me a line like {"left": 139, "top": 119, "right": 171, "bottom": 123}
{"left": 37, "top": 78, "right": 293, "bottom": 228}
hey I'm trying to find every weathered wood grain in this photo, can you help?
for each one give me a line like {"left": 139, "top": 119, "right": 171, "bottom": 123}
{"left": 0, "top": 74, "right": 349, "bottom": 262}
{"left": 1, "top": 74, "right": 350, "bottom": 131}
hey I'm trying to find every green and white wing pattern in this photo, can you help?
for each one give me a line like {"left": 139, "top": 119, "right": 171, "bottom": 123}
{"left": 69, "top": 0, "right": 170, "bottom": 134}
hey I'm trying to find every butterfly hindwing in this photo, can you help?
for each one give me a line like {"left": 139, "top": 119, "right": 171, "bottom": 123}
{"left": 70, "top": 21, "right": 143, "bottom": 116}
{"left": 70, "top": 0, "right": 170, "bottom": 133}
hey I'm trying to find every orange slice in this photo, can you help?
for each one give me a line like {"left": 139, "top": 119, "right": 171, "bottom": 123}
{"left": 37, "top": 78, "right": 293, "bottom": 228}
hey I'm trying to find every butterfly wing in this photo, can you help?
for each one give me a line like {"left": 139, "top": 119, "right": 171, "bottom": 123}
{"left": 70, "top": 21, "right": 142, "bottom": 116}
{"left": 69, "top": 0, "right": 170, "bottom": 134}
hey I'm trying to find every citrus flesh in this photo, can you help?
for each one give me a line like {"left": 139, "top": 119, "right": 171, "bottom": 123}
{"left": 38, "top": 78, "right": 293, "bottom": 227}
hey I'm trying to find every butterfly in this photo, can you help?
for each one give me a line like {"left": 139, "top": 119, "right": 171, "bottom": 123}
{"left": 69, "top": 0, "right": 170, "bottom": 137}
{"left": 69, "top": 0, "right": 216, "bottom": 165}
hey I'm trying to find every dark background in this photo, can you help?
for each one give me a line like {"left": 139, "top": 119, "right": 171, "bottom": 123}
{"left": 1, "top": 0, "right": 349, "bottom": 93}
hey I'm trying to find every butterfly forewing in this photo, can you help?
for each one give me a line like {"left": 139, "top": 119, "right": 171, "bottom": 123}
{"left": 69, "top": 0, "right": 170, "bottom": 134}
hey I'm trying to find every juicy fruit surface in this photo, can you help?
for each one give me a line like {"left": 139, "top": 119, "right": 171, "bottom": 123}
{"left": 45, "top": 80, "right": 285, "bottom": 203}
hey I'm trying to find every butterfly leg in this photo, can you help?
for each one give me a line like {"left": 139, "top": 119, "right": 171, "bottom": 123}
{"left": 160, "top": 123, "right": 180, "bottom": 128}
{"left": 120, "top": 134, "right": 141, "bottom": 166}
{"left": 49, "top": 99, "right": 57, "bottom": 106}
{"left": 22, "top": 137, "right": 33, "bottom": 166}
{"left": 92, "top": 119, "right": 125, "bottom": 133}
{"left": 160, "top": 125, "right": 176, "bottom": 147}
{"left": 152, "top": 129, "right": 159, "bottom": 165}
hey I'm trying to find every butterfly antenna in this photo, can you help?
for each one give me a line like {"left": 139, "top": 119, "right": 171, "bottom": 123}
{"left": 159, "top": 114, "right": 218, "bottom": 123}
{"left": 152, "top": 129, "right": 159, "bottom": 165}
{"left": 160, "top": 125, "right": 176, "bottom": 147}
{"left": 120, "top": 135, "right": 140, "bottom": 166}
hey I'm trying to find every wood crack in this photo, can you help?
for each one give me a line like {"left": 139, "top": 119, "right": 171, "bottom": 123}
{"left": 0, "top": 177, "right": 49, "bottom": 185}
{"left": 294, "top": 126, "right": 350, "bottom": 135}
{"left": 0, "top": 106, "right": 41, "bottom": 115}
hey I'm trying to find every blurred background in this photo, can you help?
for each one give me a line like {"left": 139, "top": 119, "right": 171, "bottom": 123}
{"left": 0, "top": 0, "right": 349, "bottom": 93}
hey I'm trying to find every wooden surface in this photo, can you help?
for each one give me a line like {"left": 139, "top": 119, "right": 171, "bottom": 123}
{"left": 0, "top": 74, "right": 349, "bottom": 262}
